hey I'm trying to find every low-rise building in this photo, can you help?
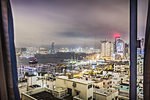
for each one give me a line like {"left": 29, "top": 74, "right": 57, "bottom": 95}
{"left": 118, "top": 82, "right": 129, "bottom": 100}
{"left": 118, "top": 81, "right": 140, "bottom": 100}
{"left": 55, "top": 76, "right": 94, "bottom": 100}
{"left": 93, "top": 88, "right": 118, "bottom": 100}
{"left": 21, "top": 88, "right": 70, "bottom": 100}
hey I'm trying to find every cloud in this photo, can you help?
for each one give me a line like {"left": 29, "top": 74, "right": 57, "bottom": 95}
{"left": 11, "top": 0, "right": 147, "bottom": 47}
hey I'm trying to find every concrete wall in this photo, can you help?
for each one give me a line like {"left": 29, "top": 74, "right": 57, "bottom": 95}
{"left": 56, "top": 78, "right": 93, "bottom": 100}
{"left": 21, "top": 88, "right": 53, "bottom": 100}
{"left": 93, "top": 93, "right": 107, "bottom": 100}
{"left": 28, "top": 76, "right": 37, "bottom": 86}
{"left": 21, "top": 93, "right": 37, "bottom": 100}
{"left": 93, "top": 90, "right": 118, "bottom": 100}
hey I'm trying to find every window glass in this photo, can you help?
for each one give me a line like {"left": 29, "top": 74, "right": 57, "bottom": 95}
{"left": 11, "top": 0, "right": 135, "bottom": 100}
{"left": 137, "top": 0, "right": 148, "bottom": 100}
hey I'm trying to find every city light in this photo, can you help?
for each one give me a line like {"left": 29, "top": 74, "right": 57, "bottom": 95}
{"left": 13, "top": 0, "right": 145, "bottom": 99}
{"left": 114, "top": 33, "right": 120, "bottom": 38}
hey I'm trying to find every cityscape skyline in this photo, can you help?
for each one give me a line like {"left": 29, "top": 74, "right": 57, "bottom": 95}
{"left": 11, "top": 0, "right": 147, "bottom": 47}
{"left": 0, "top": 0, "right": 147, "bottom": 100}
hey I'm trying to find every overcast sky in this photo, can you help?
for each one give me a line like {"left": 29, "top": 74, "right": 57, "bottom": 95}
{"left": 11, "top": 0, "right": 148, "bottom": 48}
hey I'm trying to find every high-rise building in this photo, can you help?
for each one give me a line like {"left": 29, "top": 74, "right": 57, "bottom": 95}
{"left": 114, "top": 33, "right": 120, "bottom": 54}
{"left": 137, "top": 56, "right": 144, "bottom": 75}
{"left": 101, "top": 41, "right": 113, "bottom": 57}
{"left": 137, "top": 38, "right": 144, "bottom": 76}
{"left": 50, "top": 42, "right": 55, "bottom": 54}
{"left": 116, "top": 38, "right": 125, "bottom": 58}
{"left": 125, "top": 43, "right": 129, "bottom": 58}
{"left": 137, "top": 38, "right": 145, "bottom": 56}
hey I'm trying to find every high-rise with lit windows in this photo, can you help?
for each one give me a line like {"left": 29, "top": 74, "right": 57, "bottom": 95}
{"left": 101, "top": 41, "right": 114, "bottom": 57}
{"left": 116, "top": 38, "right": 125, "bottom": 58}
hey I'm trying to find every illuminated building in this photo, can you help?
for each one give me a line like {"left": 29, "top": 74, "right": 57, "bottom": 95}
{"left": 26, "top": 47, "right": 39, "bottom": 54}
{"left": 50, "top": 42, "right": 55, "bottom": 54}
{"left": 137, "top": 56, "right": 144, "bottom": 76}
{"left": 56, "top": 76, "right": 94, "bottom": 100}
{"left": 137, "top": 38, "right": 145, "bottom": 56}
{"left": 116, "top": 38, "right": 125, "bottom": 58}
{"left": 16, "top": 47, "right": 27, "bottom": 54}
{"left": 118, "top": 81, "right": 140, "bottom": 100}
{"left": 113, "top": 33, "right": 125, "bottom": 58}
{"left": 101, "top": 41, "right": 114, "bottom": 57}
{"left": 93, "top": 88, "right": 118, "bottom": 100}
{"left": 114, "top": 33, "right": 120, "bottom": 54}
{"left": 118, "top": 82, "right": 130, "bottom": 100}
{"left": 58, "top": 48, "right": 69, "bottom": 52}
{"left": 125, "top": 43, "right": 129, "bottom": 58}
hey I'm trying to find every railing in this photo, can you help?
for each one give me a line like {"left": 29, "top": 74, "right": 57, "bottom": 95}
{"left": 21, "top": 88, "right": 53, "bottom": 100}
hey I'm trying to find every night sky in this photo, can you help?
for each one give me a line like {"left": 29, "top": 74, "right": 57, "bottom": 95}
{"left": 11, "top": 0, "right": 148, "bottom": 48}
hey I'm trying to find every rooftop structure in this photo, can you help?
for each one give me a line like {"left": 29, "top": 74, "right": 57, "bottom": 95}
{"left": 93, "top": 88, "right": 118, "bottom": 100}
{"left": 57, "top": 76, "right": 93, "bottom": 85}
{"left": 118, "top": 82, "right": 129, "bottom": 100}
{"left": 56, "top": 76, "right": 94, "bottom": 100}
{"left": 21, "top": 88, "right": 71, "bottom": 100}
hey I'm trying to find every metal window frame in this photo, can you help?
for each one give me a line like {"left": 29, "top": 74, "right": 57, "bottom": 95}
{"left": 144, "top": 0, "right": 150, "bottom": 100}
{"left": 130, "top": 0, "right": 137, "bottom": 100}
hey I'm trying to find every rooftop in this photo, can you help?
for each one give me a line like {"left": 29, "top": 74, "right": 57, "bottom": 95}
{"left": 22, "top": 88, "right": 73, "bottom": 100}
{"left": 93, "top": 88, "right": 118, "bottom": 96}
{"left": 120, "top": 82, "right": 129, "bottom": 86}
{"left": 57, "top": 76, "right": 94, "bottom": 85}
{"left": 31, "top": 91, "right": 61, "bottom": 100}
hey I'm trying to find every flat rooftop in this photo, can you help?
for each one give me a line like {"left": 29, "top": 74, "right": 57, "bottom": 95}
{"left": 93, "top": 88, "right": 117, "bottom": 96}
{"left": 30, "top": 91, "right": 73, "bottom": 100}
{"left": 120, "top": 82, "right": 129, "bottom": 86}
{"left": 57, "top": 76, "right": 94, "bottom": 85}
{"left": 31, "top": 91, "right": 61, "bottom": 100}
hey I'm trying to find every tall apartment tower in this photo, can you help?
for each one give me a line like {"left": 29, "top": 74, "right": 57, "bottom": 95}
{"left": 50, "top": 42, "right": 55, "bottom": 54}
{"left": 101, "top": 40, "right": 113, "bottom": 57}
{"left": 137, "top": 38, "right": 145, "bottom": 56}
{"left": 116, "top": 38, "right": 125, "bottom": 58}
